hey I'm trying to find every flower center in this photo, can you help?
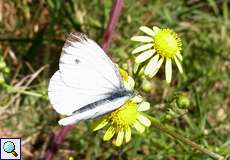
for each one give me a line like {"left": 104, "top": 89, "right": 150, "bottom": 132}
{"left": 153, "top": 29, "right": 182, "bottom": 58}
{"left": 108, "top": 101, "right": 139, "bottom": 129}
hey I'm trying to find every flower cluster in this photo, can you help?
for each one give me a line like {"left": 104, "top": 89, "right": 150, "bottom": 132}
{"left": 77, "top": 26, "right": 184, "bottom": 147}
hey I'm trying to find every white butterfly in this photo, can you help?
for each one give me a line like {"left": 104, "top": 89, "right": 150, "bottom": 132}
{"left": 48, "top": 32, "right": 134, "bottom": 126}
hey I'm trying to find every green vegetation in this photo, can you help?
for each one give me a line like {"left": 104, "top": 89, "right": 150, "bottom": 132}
{"left": 0, "top": 0, "right": 229, "bottom": 159}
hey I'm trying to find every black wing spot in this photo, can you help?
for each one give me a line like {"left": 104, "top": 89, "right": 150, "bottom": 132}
{"left": 75, "top": 59, "right": 80, "bottom": 64}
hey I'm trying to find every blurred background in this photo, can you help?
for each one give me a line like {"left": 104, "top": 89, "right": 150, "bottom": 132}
{"left": 0, "top": 0, "right": 229, "bottom": 159}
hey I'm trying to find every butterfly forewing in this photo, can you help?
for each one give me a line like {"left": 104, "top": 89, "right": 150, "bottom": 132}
{"left": 59, "top": 33, "right": 123, "bottom": 91}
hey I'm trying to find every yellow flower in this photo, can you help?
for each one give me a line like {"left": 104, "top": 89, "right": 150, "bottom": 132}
{"left": 131, "top": 26, "right": 183, "bottom": 83}
{"left": 92, "top": 68, "right": 151, "bottom": 146}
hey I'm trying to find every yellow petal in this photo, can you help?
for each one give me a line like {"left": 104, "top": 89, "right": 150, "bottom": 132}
{"left": 125, "top": 127, "right": 131, "bottom": 143}
{"left": 147, "top": 57, "right": 163, "bottom": 78}
{"left": 131, "top": 43, "right": 153, "bottom": 54}
{"left": 139, "top": 26, "right": 155, "bottom": 36}
{"left": 176, "top": 51, "right": 183, "bottom": 61}
{"left": 92, "top": 118, "right": 108, "bottom": 131}
{"left": 131, "top": 36, "right": 153, "bottom": 42}
{"left": 153, "top": 26, "right": 160, "bottom": 33}
{"left": 144, "top": 54, "right": 159, "bottom": 75}
{"left": 135, "top": 49, "right": 155, "bottom": 63}
{"left": 103, "top": 127, "right": 115, "bottom": 141}
{"left": 174, "top": 56, "right": 183, "bottom": 73}
{"left": 165, "top": 58, "right": 172, "bottom": 83}
{"left": 133, "top": 121, "right": 145, "bottom": 133}
{"left": 138, "top": 114, "right": 151, "bottom": 127}
{"left": 115, "top": 130, "right": 124, "bottom": 146}
{"left": 138, "top": 101, "right": 150, "bottom": 111}
{"left": 118, "top": 68, "right": 129, "bottom": 81}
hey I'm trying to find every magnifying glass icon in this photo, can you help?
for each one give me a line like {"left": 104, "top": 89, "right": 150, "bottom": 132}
{"left": 3, "top": 141, "right": 18, "bottom": 157}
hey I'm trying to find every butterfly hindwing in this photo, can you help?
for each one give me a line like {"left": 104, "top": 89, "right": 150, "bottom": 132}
{"left": 58, "top": 95, "right": 131, "bottom": 125}
{"left": 48, "top": 71, "right": 111, "bottom": 116}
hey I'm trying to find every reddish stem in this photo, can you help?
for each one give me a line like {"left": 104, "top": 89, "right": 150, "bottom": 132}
{"left": 101, "top": 0, "right": 124, "bottom": 51}
{"left": 43, "top": 0, "right": 124, "bottom": 160}
{"left": 44, "top": 125, "right": 74, "bottom": 160}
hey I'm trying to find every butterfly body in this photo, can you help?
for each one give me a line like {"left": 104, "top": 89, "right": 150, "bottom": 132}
{"left": 73, "top": 89, "right": 134, "bottom": 114}
{"left": 48, "top": 32, "right": 132, "bottom": 126}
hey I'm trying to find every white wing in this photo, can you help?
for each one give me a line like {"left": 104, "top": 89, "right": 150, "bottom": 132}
{"left": 48, "top": 32, "right": 125, "bottom": 117}
{"left": 48, "top": 71, "right": 111, "bottom": 116}
{"left": 59, "top": 32, "right": 123, "bottom": 91}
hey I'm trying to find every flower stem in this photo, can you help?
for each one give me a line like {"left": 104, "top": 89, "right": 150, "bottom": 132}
{"left": 44, "top": 125, "right": 74, "bottom": 160}
{"left": 146, "top": 115, "right": 224, "bottom": 160}
{"left": 3, "top": 84, "right": 45, "bottom": 98}
{"left": 101, "top": 0, "right": 124, "bottom": 51}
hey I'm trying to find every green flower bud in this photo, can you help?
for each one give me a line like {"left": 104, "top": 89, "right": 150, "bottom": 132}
{"left": 165, "top": 108, "right": 178, "bottom": 120}
{"left": 176, "top": 95, "right": 190, "bottom": 108}
{"left": 165, "top": 114, "right": 172, "bottom": 120}
{"left": 142, "top": 79, "right": 152, "bottom": 92}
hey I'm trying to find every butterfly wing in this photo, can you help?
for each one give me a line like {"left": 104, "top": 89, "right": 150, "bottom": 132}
{"left": 59, "top": 32, "right": 123, "bottom": 91}
{"left": 48, "top": 71, "right": 112, "bottom": 116}
{"left": 48, "top": 32, "right": 127, "bottom": 117}
{"left": 58, "top": 95, "right": 131, "bottom": 125}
